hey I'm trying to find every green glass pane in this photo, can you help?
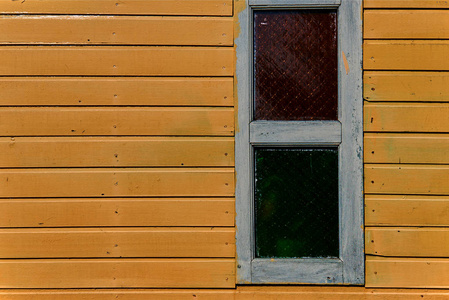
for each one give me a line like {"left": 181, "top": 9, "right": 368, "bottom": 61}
{"left": 255, "top": 148, "right": 339, "bottom": 258}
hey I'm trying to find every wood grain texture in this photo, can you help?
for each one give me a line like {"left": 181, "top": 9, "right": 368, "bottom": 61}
{"left": 364, "top": 103, "right": 449, "bottom": 133}
{"left": 364, "top": 0, "right": 449, "bottom": 8}
{"left": 0, "top": 169, "right": 234, "bottom": 198}
{"left": 2, "top": 287, "right": 449, "bottom": 300}
{"left": 0, "top": 259, "right": 235, "bottom": 288}
{"left": 0, "top": 228, "right": 235, "bottom": 258}
{"left": 365, "top": 134, "right": 449, "bottom": 164}
{"left": 364, "top": 72, "right": 449, "bottom": 102}
{"left": 366, "top": 195, "right": 449, "bottom": 227}
{"left": 366, "top": 227, "right": 449, "bottom": 257}
{"left": 0, "top": 198, "right": 234, "bottom": 227}
{"left": 235, "top": 0, "right": 365, "bottom": 284}
{"left": 364, "top": 10, "right": 449, "bottom": 39}
{"left": 0, "top": 108, "right": 234, "bottom": 136}
{"left": 237, "top": 287, "right": 449, "bottom": 299}
{"left": 0, "top": 137, "right": 234, "bottom": 167}
{"left": 0, "top": 16, "right": 233, "bottom": 46}
{"left": 366, "top": 256, "right": 449, "bottom": 288}
{"left": 250, "top": 121, "right": 342, "bottom": 145}
{"left": 364, "top": 41, "right": 449, "bottom": 71}
{"left": 365, "top": 165, "right": 449, "bottom": 195}
{"left": 0, "top": 47, "right": 233, "bottom": 76}
{"left": 0, "top": 0, "right": 233, "bottom": 16}
{"left": 0, "top": 77, "right": 233, "bottom": 106}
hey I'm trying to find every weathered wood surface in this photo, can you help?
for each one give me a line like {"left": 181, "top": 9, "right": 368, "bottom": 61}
{"left": 0, "top": 0, "right": 233, "bottom": 16}
{"left": 0, "top": 169, "right": 234, "bottom": 198}
{"left": 365, "top": 165, "right": 449, "bottom": 195}
{"left": 0, "top": 77, "right": 233, "bottom": 106}
{"left": 0, "top": 47, "right": 233, "bottom": 76}
{"left": 0, "top": 137, "right": 234, "bottom": 167}
{"left": 364, "top": 41, "right": 449, "bottom": 71}
{"left": 366, "top": 256, "right": 449, "bottom": 288}
{"left": 2, "top": 287, "right": 449, "bottom": 300}
{"left": 0, "top": 108, "right": 234, "bottom": 136}
{"left": 365, "top": 10, "right": 449, "bottom": 39}
{"left": 364, "top": 103, "right": 449, "bottom": 132}
{"left": 238, "top": 287, "right": 449, "bottom": 300}
{"left": 0, "top": 0, "right": 236, "bottom": 294}
{"left": 365, "top": 0, "right": 449, "bottom": 8}
{"left": 0, "top": 228, "right": 235, "bottom": 258}
{"left": 364, "top": 72, "right": 449, "bottom": 102}
{"left": 365, "top": 134, "right": 449, "bottom": 164}
{"left": 366, "top": 227, "right": 449, "bottom": 257}
{"left": 366, "top": 195, "right": 449, "bottom": 227}
{"left": 0, "top": 259, "right": 236, "bottom": 288}
{"left": 0, "top": 198, "right": 234, "bottom": 228}
{"left": 0, "top": 16, "right": 233, "bottom": 46}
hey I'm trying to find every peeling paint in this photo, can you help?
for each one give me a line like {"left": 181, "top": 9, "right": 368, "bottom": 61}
{"left": 342, "top": 51, "right": 350, "bottom": 75}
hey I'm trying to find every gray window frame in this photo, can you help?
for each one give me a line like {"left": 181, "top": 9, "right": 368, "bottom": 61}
{"left": 235, "top": 0, "right": 364, "bottom": 284}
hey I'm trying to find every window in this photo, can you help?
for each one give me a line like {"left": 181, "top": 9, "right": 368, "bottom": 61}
{"left": 235, "top": 0, "right": 363, "bottom": 284}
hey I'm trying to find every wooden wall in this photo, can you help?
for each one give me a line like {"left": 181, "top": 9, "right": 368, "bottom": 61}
{"left": 2, "top": 0, "right": 449, "bottom": 298}
{"left": 0, "top": 0, "right": 236, "bottom": 290}
{"left": 364, "top": 0, "right": 449, "bottom": 289}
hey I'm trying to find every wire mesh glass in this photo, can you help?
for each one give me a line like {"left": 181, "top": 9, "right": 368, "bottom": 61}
{"left": 253, "top": 10, "right": 338, "bottom": 121}
{"left": 254, "top": 148, "right": 339, "bottom": 258}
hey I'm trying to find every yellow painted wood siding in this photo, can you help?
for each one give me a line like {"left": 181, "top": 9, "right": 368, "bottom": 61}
{"left": 0, "top": 199, "right": 235, "bottom": 227}
{"left": 0, "top": 16, "right": 233, "bottom": 45}
{"left": 0, "top": 108, "right": 234, "bottom": 136}
{"left": 1, "top": 287, "right": 449, "bottom": 299}
{"left": 2, "top": 0, "right": 449, "bottom": 297}
{"left": 366, "top": 195, "right": 449, "bottom": 227}
{"left": 0, "top": 47, "right": 233, "bottom": 76}
{"left": 0, "top": 78, "right": 233, "bottom": 106}
{"left": 0, "top": 259, "right": 236, "bottom": 288}
{"left": 364, "top": 0, "right": 449, "bottom": 288}
{"left": 0, "top": 137, "right": 234, "bottom": 167}
{"left": 365, "top": 0, "right": 449, "bottom": 8}
{"left": 0, "top": 0, "right": 233, "bottom": 16}
{"left": 0, "top": 0, "right": 235, "bottom": 290}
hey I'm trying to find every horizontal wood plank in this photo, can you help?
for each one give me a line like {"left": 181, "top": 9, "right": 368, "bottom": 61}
{"left": 2, "top": 287, "right": 449, "bottom": 300}
{"left": 0, "top": 228, "right": 235, "bottom": 258}
{"left": 364, "top": 41, "right": 449, "bottom": 71}
{"left": 238, "top": 287, "right": 449, "bottom": 300}
{"left": 364, "top": 72, "right": 449, "bottom": 102}
{"left": 364, "top": 0, "right": 449, "bottom": 8}
{"left": 0, "top": 0, "right": 233, "bottom": 16}
{"left": 366, "top": 227, "right": 449, "bottom": 257}
{"left": 364, "top": 103, "right": 449, "bottom": 132}
{"left": 365, "top": 133, "right": 449, "bottom": 164}
{"left": 364, "top": 10, "right": 449, "bottom": 39}
{"left": 0, "top": 137, "right": 234, "bottom": 167}
{"left": 0, "top": 16, "right": 232, "bottom": 46}
{"left": 0, "top": 77, "right": 233, "bottom": 106}
{"left": 365, "top": 164, "right": 449, "bottom": 195}
{"left": 0, "top": 198, "right": 234, "bottom": 227}
{"left": 0, "top": 169, "right": 234, "bottom": 198}
{"left": 0, "top": 47, "right": 233, "bottom": 76}
{"left": 0, "top": 290, "right": 235, "bottom": 300}
{"left": 0, "top": 259, "right": 235, "bottom": 288}
{"left": 366, "top": 195, "right": 449, "bottom": 227}
{"left": 0, "top": 108, "right": 234, "bottom": 136}
{"left": 366, "top": 256, "right": 449, "bottom": 288}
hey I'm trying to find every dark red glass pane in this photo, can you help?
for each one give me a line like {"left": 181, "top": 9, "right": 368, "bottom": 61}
{"left": 254, "top": 10, "right": 338, "bottom": 121}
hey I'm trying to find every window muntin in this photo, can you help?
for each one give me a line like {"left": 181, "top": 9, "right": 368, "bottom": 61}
{"left": 235, "top": 0, "right": 363, "bottom": 285}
